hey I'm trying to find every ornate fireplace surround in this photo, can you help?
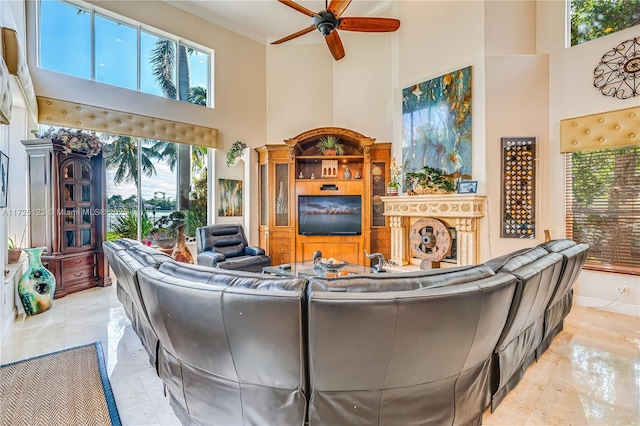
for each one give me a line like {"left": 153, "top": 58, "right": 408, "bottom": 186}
{"left": 380, "top": 194, "right": 487, "bottom": 267}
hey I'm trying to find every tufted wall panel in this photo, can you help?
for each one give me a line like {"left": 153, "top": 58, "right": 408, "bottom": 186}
{"left": 0, "top": 55, "right": 12, "bottom": 124}
{"left": 560, "top": 105, "right": 640, "bottom": 152}
{"left": 37, "top": 97, "right": 218, "bottom": 148}
{"left": 0, "top": 27, "right": 37, "bottom": 121}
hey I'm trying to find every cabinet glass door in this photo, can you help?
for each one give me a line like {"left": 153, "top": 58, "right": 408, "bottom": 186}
{"left": 61, "top": 158, "right": 94, "bottom": 251}
{"left": 275, "top": 163, "right": 289, "bottom": 227}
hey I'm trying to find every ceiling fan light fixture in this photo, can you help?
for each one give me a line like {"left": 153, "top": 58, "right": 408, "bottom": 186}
{"left": 313, "top": 11, "right": 340, "bottom": 36}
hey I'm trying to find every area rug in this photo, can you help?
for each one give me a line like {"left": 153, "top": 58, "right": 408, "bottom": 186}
{"left": 0, "top": 342, "right": 121, "bottom": 426}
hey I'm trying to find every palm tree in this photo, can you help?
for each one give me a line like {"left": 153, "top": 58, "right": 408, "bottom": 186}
{"left": 150, "top": 41, "right": 199, "bottom": 210}
{"left": 148, "top": 141, "right": 208, "bottom": 174}
{"left": 102, "top": 135, "right": 159, "bottom": 185}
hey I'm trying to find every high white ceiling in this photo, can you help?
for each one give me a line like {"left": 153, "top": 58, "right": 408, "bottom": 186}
{"left": 166, "top": 0, "right": 393, "bottom": 45}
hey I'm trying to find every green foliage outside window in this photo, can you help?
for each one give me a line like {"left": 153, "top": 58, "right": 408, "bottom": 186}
{"left": 570, "top": 0, "right": 640, "bottom": 46}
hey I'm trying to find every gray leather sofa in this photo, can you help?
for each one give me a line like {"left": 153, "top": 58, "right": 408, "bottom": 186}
{"left": 103, "top": 239, "right": 588, "bottom": 426}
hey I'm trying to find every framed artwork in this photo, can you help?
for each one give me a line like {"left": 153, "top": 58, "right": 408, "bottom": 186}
{"left": 218, "top": 179, "right": 243, "bottom": 217}
{"left": 458, "top": 180, "right": 478, "bottom": 194}
{"left": 0, "top": 151, "right": 8, "bottom": 208}
{"left": 402, "top": 66, "right": 472, "bottom": 179}
{"left": 501, "top": 137, "right": 536, "bottom": 238}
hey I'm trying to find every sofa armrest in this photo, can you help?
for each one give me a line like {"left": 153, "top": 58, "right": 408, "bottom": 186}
{"left": 197, "top": 250, "right": 226, "bottom": 267}
{"left": 244, "top": 246, "right": 266, "bottom": 256}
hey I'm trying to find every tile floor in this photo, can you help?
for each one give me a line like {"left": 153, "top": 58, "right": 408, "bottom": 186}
{"left": 1, "top": 283, "right": 638, "bottom": 426}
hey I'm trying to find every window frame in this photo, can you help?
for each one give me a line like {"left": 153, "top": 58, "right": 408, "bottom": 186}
{"left": 37, "top": 0, "right": 213, "bottom": 107}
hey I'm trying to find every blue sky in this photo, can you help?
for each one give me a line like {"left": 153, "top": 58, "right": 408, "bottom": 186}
{"left": 39, "top": 0, "right": 209, "bottom": 200}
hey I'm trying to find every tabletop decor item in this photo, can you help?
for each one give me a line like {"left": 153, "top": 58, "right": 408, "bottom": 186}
{"left": 17, "top": 247, "right": 56, "bottom": 315}
{"left": 172, "top": 224, "right": 194, "bottom": 264}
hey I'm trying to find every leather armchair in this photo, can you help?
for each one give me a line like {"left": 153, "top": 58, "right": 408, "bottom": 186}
{"left": 195, "top": 224, "right": 271, "bottom": 272}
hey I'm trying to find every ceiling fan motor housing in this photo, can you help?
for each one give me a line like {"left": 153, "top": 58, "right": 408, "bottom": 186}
{"left": 313, "top": 11, "right": 341, "bottom": 35}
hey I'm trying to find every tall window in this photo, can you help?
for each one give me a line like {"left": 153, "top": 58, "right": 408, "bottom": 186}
{"left": 565, "top": 146, "right": 640, "bottom": 275}
{"left": 38, "top": 0, "right": 212, "bottom": 107}
{"left": 570, "top": 0, "right": 640, "bottom": 46}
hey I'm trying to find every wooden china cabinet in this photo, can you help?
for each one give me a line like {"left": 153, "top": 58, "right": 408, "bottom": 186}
{"left": 22, "top": 139, "right": 111, "bottom": 298}
{"left": 257, "top": 127, "right": 391, "bottom": 266}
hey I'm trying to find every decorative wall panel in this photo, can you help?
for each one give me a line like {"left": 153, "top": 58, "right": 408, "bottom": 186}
{"left": 501, "top": 137, "right": 536, "bottom": 239}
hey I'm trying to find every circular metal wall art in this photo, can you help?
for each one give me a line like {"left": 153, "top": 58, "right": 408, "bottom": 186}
{"left": 593, "top": 37, "right": 639, "bottom": 99}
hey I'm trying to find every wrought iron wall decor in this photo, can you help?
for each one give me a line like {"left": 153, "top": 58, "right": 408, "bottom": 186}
{"left": 593, "top": 37, "right": 639, "bottom": 99}
{"left": 501, "top": 137, "right": 536, "bottom": 239}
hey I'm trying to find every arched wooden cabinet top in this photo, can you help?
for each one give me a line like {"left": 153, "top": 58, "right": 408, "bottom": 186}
{"left": 284, "top": 126, "right": 377, "bottom": 157}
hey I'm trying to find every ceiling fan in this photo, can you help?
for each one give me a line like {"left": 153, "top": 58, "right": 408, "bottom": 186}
{"left": 271, "top": 0, "right": 401, "bottom": 61}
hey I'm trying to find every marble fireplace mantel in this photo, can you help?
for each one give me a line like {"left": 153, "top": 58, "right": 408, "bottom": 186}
{"left": 380, "top": 194, "right": 487, "bottom": 267}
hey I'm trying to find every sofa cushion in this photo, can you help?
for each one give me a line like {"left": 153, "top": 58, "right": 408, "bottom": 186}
{"left": 125, "top": 246, "right": 173, "bottom": 267}
{"left": 308, "top": 265, "right": 495, "bottom": 293}
{"left": 485, "top": 247, "right": 548, "bottom": 273}
{"left": 159, "top": 261, "right": 307, "bottom": 291}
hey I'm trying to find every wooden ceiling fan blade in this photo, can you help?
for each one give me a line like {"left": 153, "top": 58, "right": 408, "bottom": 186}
{"left": 338, "top": 17, "right": 401, "bottom": 32}
{"left": 278, "top": 0, "right": 319, "bottom": 17}
{"left": 327, "top": 0, "right": 352, "bottom": 18}
{"left": 325, "top": 31, "right": 345, "bottom": 60}
{"left": 271, "top": 25, "right": 315, "bottom": 45}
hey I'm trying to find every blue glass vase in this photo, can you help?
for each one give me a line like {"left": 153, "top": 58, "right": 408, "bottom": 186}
{"left": 18, "top": 248, "right": 56, "bottom": 315}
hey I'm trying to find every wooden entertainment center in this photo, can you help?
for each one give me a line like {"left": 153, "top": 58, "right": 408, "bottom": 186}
{"left": 257, "top": 127, "right": 391, "bottom": 266}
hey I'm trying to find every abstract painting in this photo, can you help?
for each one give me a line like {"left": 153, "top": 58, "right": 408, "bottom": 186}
{"left": 218, "top": 179, "right": 242, "bottom": 217}
{"left": 0, "top": 151, "right": 8, "bottom": 208}
{"left": 402, "top": 66, "right": 472, "bottom": 179}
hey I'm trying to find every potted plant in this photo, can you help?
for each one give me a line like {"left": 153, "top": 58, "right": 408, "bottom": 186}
{"left": 387, "top": 157, "right": 402, "bottom": 196}
{"left": 226, "top": 140, "right": 248, "bottom": 167}
{"left": 8, "top": 237, "right": 23, "bottom": 263}
{"left": 404, "top": 166, "right": 456, "bottom": 194}
{"left": 151, "top": 211, "right": 185, "bottom": 249}
{"left": 315, "top": 136, "right": 344, "bottom": 156}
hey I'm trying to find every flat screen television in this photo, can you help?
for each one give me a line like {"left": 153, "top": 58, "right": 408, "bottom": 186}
{"left": 298, "top": 195, "right": 362, "bottom": 236}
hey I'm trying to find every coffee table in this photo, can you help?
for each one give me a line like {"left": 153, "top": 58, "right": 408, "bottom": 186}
{"left": 262, "top": 260, "right": 377, "bottom": 278}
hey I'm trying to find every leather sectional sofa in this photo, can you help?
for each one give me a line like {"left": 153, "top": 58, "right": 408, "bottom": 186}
{"left": 103, "top": 238, "right": 588, "bottom": 426}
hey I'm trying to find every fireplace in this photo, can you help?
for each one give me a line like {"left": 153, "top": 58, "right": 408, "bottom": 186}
{"left": 381, "top": 194, "right": 487, "bottom": 267}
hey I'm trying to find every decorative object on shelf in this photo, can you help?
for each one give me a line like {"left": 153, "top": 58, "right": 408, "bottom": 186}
{"left": 316, "top": 135, "right": 344, "bottom": 156}
{"left": 343, "top": 166, "right": 352, "bottom": 179}
{"left": 593, "top": 37, "right": 639, "bottom": 99}
{"left": 226, "top": 140, "right": 248, "bottom": 167}
{"left": 172, "top": 224, "right": 194, "bottom": 264}
{"left": 0, "top": 150, "right": 7, "bottom": 207}
{"left": 458, "top": 180, "right": 478, "bottom": 194}
{"left": 402, "top": 66, "right": 472, "bottom": 178}
{"left": 217, "top": 179, "right": 243, "bottom": 216}
{"left": 18, "top": 247, "right": 56, "bottom": 315}
{"left": 354, "top": 171, "right": 361, "bottom": 179}
{"left": 299, "top": 172, "right": 304, "bottom": 179}
{"left": 276, "top": 181, "right": 287, "bottom": 214}
{"left": 501, "top": 137, "right": 536, "bottom": 239}
{"left": 386, "top": 157, "right": 401, "bottom": 196}
{"left": 321, "top": 159, "right": 338, "bottom": 178}
{"left": 310, "top": 173, "right": 316, "bottom": 179}
{"left": 35, "top": 127, "right": 104, "bottom": 157}
{"left": 405, "top": 166, "right": 455, "bottom": 195}
{"left": 409, "top": 218, "right": 452, "bottom": 269}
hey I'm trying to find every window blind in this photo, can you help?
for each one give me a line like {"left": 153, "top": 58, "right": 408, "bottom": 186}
{"left": 565, "top": 146, "right": 640, "bottom": 275}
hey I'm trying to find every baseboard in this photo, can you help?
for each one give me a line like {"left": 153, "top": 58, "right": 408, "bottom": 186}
{"left": 574, "top": 295, "right": 640, "bottom": 317}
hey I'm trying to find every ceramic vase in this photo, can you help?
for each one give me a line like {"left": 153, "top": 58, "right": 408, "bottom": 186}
{"left": 18, "top": 247, "right": 56, "bottom": 315}
{"left": 172, "top": 224, "right": 194, "bottom": 264}
{"left": 343, "top": 167, "right": 352, "bottom": 179}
